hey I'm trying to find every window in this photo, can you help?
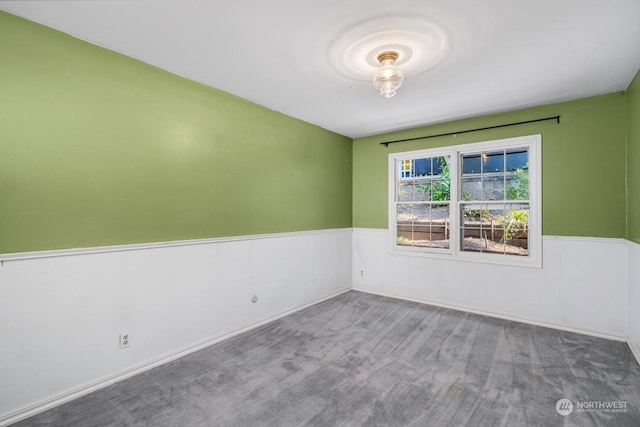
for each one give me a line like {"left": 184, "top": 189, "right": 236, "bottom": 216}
{"left": 389, "top": 134, "right": 541, "bottom": 267}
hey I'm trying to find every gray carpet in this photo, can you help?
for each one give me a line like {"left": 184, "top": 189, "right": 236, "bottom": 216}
{"left": 13, "top": 291, "right": 640, "bottom": 426}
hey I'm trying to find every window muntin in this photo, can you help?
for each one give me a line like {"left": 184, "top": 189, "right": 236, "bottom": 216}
{"left": 389, "top": 135, "right": 541, "bottom": 267}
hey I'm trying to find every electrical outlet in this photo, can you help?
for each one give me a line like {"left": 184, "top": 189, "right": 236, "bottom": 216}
{"left": 120, "top": 332, "right": 131, "bottom": 349}
{"left": 360, "top": 270, "right": 364, "bottom": 276}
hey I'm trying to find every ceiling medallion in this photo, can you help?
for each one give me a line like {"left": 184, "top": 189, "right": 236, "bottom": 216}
{"left": 328, "top": 17, "right": 450, "bottom": 97}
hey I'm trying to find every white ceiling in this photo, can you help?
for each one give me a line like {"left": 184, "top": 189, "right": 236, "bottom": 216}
{"left": 2, "top": 0, "right": 640, "bottom": 138}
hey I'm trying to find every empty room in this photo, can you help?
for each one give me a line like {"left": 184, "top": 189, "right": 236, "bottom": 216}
{"left": 1, "top": 1, "right": 639, "bottom": 426}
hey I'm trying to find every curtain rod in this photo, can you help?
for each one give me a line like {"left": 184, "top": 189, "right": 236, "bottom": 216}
{"left": 380, "top": 115, "right": 561, "bottom": 147}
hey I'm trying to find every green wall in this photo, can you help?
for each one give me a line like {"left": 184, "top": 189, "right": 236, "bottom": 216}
{"left": 353, "top": 93, "right": 627, "bottom": 238}
{"left": 628, "top": 70, "right": 640, "bottom": 243}
{"left": 0, "top": 12, "right": 352, "bottom": 254}
{"left": 3, "top": 10, "right": 636, "bottom": 253}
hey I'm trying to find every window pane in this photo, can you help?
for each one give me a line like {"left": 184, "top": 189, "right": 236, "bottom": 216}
{"left": 396, "top": 203, "right": 449, "bottom": 249}
{"left": 461, "top": 225, "right": 482, "bottom": 252}
{"left": 461, "top": 203, "right": 491, "bottom": 224}
{"left": 414, "top": 179, "right": 432, "bottom": 201}
{"left": 413, "top": 158, "right": 432, "bottom": 177}
{"left": 506, "top": 167, "right": 529, "bottom": 201}
{"left": 482, "top": 150, "right": 504, "bottom": 173}
{"left": 462, "top": 153, "right": 481, "bottom": 174}
{"left": 397, "top": 203, "right": 414, "bottom": 222}
{"left": 431, "top": 176, "right": 449, "bottom": 202}
{"left": 482, "top": 174, "right": 505, "bottom": 201}
{"left": 460, "top": 203, "right": 529, "bottom": 256}
{"left": 461, "top": 177, "right": 479, "bottom": 201}
{"left": 397, "top": 180, "right": 411, "bottom": 202}
{"left": 414, "top": 204, "right": 450, "bottom": 249}
{"left": 505, "top": 148, "right": 528, "bottom": 171}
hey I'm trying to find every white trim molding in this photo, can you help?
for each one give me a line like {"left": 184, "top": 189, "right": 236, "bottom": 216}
{"left": 0, "top": 228, "right": 353, "bottom": 262}
{"left": 630, "top": 341, "right": 640, "bottom": 368}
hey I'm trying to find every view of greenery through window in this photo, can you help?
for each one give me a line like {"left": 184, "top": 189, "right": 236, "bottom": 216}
{"left": 396, "top": 156, "right": 451, "bottom": 250}
{"left": 460, "top": 149, "right": 529, "bottom": 256}
{"left": 396, "top": 148, "right": 530, "bottom": 256}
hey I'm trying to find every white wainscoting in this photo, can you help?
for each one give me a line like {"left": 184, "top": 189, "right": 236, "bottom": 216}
{"left": 0, "top": 229, "right": 352, "bottom": 425}
{"left": 353, "top": 229, "right": 629, "bottom": 341}
{"left": 628, "top": 240, "right": 640, "bottom": 364}
{"left": 2, "top": 228, "right": 638, "bottom": 425}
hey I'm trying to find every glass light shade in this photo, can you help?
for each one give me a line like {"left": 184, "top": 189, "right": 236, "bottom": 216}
{"left": 372, "top": 53, "right": 404, "bottom": 98}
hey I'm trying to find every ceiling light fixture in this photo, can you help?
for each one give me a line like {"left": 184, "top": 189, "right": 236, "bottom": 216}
{"left": 373, "top": 51, "right": 404, "bottom": 98}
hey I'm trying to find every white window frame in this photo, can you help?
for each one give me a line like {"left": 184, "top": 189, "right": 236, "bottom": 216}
{"left": 388, "top": 134, "right": 541, "bottom": 268}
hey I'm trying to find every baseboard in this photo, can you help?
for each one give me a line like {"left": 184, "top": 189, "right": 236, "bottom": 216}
{"left": 0, "top": 287, "right": 351, "bottom": 427}
{"left": 353, "top": 288, "right": 628, "bottom": 343}
{"left": 629, "top": 341, "right": 640, "bottom": 367}
{"left": 626, "top": 240, "right": 640, "bottom": 367}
